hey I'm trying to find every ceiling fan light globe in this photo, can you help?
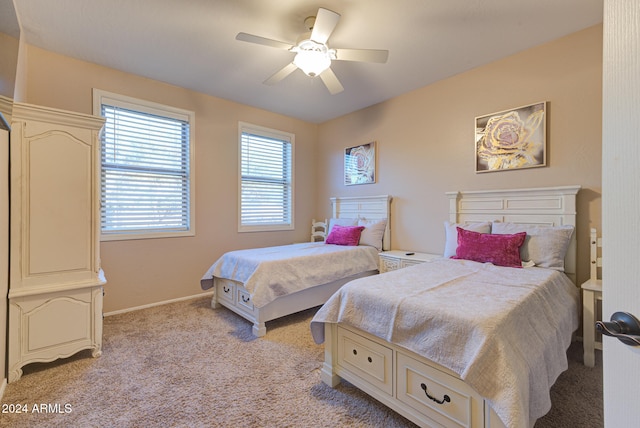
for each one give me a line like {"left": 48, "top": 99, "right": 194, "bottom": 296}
{"left": 293, "top": 50, "right": 331, "bottom": 77}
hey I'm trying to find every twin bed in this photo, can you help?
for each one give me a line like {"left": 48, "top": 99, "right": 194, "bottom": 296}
{"left": 311, "top": 185, "right": 581, "bottom": 428}
{"left": 201, "top": 186, "right": 581, "bottom": 428}
{"left": 200, "top": 194, "right": 392, "bottom": 337}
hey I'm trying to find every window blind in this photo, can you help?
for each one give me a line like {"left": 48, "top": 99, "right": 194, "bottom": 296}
{"left": 240, "top": 128, "right": 293, "bottom": 230}
{"left": 101, "top": 104, "right": 191, "bottom": 235}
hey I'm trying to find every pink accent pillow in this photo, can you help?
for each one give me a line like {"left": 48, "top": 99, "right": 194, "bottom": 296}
{"left": 325, "top": 225, "right": 365, "bottom": 246}
{"left": 452, "top": 227, "right": 526, "bottom": 268}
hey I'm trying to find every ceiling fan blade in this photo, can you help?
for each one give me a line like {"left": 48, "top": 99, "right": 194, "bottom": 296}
{"left": 334, "top": 48, "right": 389, "bottom": 63}
{"left": 319, "top": 67, "right": 344, "bottom": 95}
{"left": 310, "top": 8, "right": 340, "bottom": 44}
{"left": 236, "top": 32, "right": 293, "bottom": 50}
{"left": 264, "top": 63, "right": 298, "bottom": 85}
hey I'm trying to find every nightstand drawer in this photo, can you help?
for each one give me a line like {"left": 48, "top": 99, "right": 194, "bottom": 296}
{"left": 379, "top": 251, "right": 440, "bottom": 273}
{"left": 401, "top": 259, "right": 425, "bottom": 268}
{"left": 380, "top": 257, "right": 401, "bottom": 272}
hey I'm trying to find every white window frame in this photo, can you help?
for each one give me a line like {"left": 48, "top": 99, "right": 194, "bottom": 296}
{"left": 93, "top": 89, "right": 195, "bottom": 241}
{"left": 238, "top": 122, "right": 295, "bottom": 232}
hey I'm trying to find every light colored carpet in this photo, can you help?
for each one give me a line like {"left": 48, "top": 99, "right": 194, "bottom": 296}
{"left": 0, "top": 296, "right": 602, "bottom": 427}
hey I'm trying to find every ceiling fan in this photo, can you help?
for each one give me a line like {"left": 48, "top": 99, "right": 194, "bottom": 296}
{"left": 236, "top": 7, "right": 389, "bottom": 95}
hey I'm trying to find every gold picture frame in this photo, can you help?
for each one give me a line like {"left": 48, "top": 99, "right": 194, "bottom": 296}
{"left": 475, "top": 102, "right": 546, "bottom": 173}
{"left": 344, "top": 142, "right": 376, "bottom": 185}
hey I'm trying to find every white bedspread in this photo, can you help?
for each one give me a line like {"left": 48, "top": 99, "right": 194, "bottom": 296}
{"left": 201, "top": 242, "right": 379, "bottom": 308}
{"left": 310, "top": 258, "right": 580, "bottom": 428}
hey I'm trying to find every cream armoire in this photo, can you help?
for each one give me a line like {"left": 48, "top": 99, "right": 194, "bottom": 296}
{"left": 8, "top": 102, "right": 106, "bottom": 383}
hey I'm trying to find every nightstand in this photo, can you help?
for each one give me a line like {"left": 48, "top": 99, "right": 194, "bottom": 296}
{"left": 379, "top": 250, "right": 441, "bottom": 273}
{"left": 581, "top": 278, "right": 602, "bottom": 368}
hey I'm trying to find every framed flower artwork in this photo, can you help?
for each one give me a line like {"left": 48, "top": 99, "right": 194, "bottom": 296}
{"left": 344, "top": 142, "right": 376, "bottom": 185}
{"left": 475, "top": 102, "right": 547, "bottom": 173}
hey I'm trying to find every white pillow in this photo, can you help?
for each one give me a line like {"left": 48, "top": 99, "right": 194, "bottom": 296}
{"left": 443, "top": 221, "right": 492, "bottom": 258}
{"left": 358, "top": 218, "right": 387, "bottom": 251}
{"left": 328, "top": 218, "right": 358, "bottom": 235}
{"left": 491, "top": 222, "right": 574, "bottom": 271}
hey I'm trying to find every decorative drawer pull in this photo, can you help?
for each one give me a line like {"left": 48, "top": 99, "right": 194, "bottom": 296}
{"left": 367, "top": 356, "right": 372, "bottom": 363}
{"left": 352, "top": 349, "right": 357, "bottom": 355}
{"left": 420, "top": 383, "right": 450, "bottom": 405}
{"left": 241, "top": 295, "right": 250, "bottom": 303}
{"left": 223, "top": 286, "right": 230, "bottom": 293}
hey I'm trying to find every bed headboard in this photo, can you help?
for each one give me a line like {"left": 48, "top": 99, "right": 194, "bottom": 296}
{"left": 446, "top": 186, "right": 581, "bottom": 283}
{"left": 330, "top": 195, "right": 392, "bottom": 251}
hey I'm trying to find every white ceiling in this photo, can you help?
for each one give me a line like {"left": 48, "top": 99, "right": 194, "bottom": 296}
{"left": 10, "top": 0, "right": 603, "bottom": 123}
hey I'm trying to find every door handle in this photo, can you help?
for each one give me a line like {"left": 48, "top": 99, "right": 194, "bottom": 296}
{"left": 596, "top": 312, "right": 640, "bottom": 346}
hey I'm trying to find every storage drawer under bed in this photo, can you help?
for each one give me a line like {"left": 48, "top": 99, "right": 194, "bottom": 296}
{"left": 337, "top": 327, "right": 393, "bottom": 395}
{"left": 397, "top": 352, "right": 483, "bottom": 428}
{"left": 236, "top": 288, "right": 254, "bottom": 311}
{"left": 215, "top": 279, "right": 235, "bottom": 304}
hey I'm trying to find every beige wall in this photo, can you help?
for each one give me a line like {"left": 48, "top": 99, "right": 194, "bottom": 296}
{"left": 22, "top": 45, "right": 319, "bottom": 312}
{"left": 0, "top": 126, "right": 8, "bottom": 385}
{"left": 316, "top": 25, "right": 603, "bottom": 286}
{"left": 0, "top": 32, "right": 19, "bottom": 99}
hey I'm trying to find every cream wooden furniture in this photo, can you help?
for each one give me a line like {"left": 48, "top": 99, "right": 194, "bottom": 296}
{"left": 379, "top": 250, "right": 440, "bottom": 273}
{"left": 8, "top": 103, "right": 106, "bottom": 383}
{"left": 310, "top": 218, "right": 328, "bottom": 242}
{"left": 320, "top": 186, "right": 580, "bottom": 428}
{"left": 581, "top": 227, "right": 602, "bottom": 367}
{"left": 327, "top": 323, "right": 506, "bottom": 427}
{"left": 1, "top": 112, "right": 10, "bottom": 391}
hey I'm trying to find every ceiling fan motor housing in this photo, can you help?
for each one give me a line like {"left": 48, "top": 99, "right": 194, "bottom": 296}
{"left": 304, "top": 16, "right": 316, "bottom": 31}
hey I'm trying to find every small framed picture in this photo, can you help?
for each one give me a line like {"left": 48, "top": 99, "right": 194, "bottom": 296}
{"left": 475, "top": 102, "right": 546, "bottom": 173}
{"left": 345, "top": 142, "right": 376, "bottom": 185}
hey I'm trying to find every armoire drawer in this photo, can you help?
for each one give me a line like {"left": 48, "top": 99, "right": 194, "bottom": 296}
{"left": 337, "top": 327, "right": 393, "bottom": 395}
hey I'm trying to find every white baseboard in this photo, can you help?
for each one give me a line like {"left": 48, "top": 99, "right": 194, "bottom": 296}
{"left": 0, "top": 378, "right": 6, "bottom": 401}
{"left": 104, "top": 291, "right": 214, "bottom": 317}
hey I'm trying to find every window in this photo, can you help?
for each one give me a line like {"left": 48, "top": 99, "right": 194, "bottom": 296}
{"left": 239, "top": 122, "right": 294, "bottom": 232}
{"left": 93, "top": 89, "right": 195, "bottom": 240}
